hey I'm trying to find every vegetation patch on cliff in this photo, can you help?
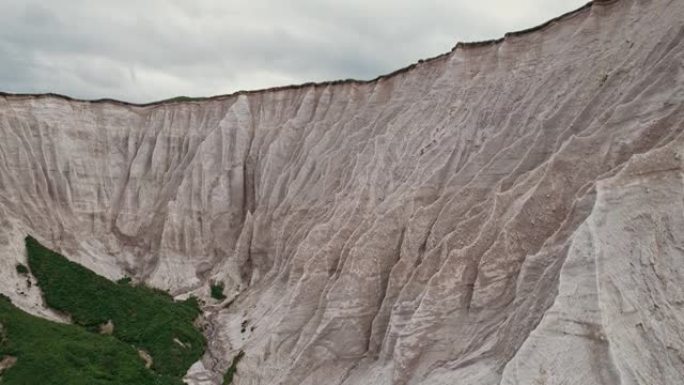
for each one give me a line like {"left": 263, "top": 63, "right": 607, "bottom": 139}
{"left": 16, "top": 236, "right": 205, "bottom": 382}
{"left": 222, "top": 351, "right": 245, "bottom": 385}
{"left": 14, "top": 264, "right": 28, "bottom": 276}
{"left": 0, "top": 294, "right": 183, "bottom": 384}
{"left": 210, "top": 281, "right": 227, "bottom": 301}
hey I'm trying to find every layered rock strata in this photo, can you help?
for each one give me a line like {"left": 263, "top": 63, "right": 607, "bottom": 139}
{"left": 1, "top": 0, "right": 684, "bottom": 384}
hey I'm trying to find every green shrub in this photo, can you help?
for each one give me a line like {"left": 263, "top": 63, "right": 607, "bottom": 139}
{"left": 210, "top": 281, "right": 226, "bottom": 301}
{"left": 223, "top": 351, "right": 245, "bottom": 385}
{"left": 25, "top": 236, "right": 205, "bottom": 379}
{"left": 162, "top": 96, "right": 203, "bottom": 103}
{"left": 15, "top": 264, "right": 28, "bottom": 275}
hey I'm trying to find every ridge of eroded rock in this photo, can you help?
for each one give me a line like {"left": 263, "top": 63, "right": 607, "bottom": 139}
{"left": 1, "top": 0, "right": 684, "bottom": 384}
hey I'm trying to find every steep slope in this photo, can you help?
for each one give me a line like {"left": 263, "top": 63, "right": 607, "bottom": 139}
{"left": 0, "top": 238, "right": 204, "bottom": 385}
{"left": 1, "top": 0, "right": 683, "bottom": 384}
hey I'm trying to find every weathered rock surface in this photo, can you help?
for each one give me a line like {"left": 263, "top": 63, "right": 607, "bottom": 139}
{"left": 1, "top": 0, "right": 684, "bottom": 384}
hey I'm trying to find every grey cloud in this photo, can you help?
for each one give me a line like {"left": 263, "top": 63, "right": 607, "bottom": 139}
{"left": 0, "top": 0, "right": 587, "bottom": 103}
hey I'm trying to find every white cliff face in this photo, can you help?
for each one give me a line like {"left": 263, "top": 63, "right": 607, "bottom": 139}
{"left": 1, "top": 0, "right": 684, "bottom": 384}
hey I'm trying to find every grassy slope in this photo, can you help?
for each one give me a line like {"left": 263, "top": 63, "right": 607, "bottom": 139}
{"left": 15, "top": 236, "right": 205, "bottom": 382}
{"left": 0, "top": 295, "right": 179, "bottom": 385}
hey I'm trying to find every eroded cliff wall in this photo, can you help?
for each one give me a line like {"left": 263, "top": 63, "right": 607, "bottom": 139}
{"left": 1, "top": 0, "right": 684, "bottom": 384}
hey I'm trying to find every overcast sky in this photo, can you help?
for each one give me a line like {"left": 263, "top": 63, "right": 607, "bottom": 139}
{"left": 0, "top": 0, "right": 587, "bottom": 103}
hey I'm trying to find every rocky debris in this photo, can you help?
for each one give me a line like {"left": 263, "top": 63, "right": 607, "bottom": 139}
{"left": 174, "top": 337, "right": 188, "bottom": 348}
{"left": 138, "top": 349, "right": 153, "bottom": 369}
{"left": 0, "top": 355, "right": 17, "bottom": 376}
{"left": 99, "top": 319, "right": 114, "bottom": 335}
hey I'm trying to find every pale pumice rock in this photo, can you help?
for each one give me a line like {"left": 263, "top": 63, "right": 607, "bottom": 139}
{"left": 1, "top": 0, "right": 684, "bottom": 384}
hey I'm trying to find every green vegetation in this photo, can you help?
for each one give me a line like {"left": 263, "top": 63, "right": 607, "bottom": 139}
{"left": 222, "top": 351, "right": 245, "bottom": 385}
{"left": 162, "top": 96, "right": 203, "bottom": 103}
{"left": 14, "top": 264, "right": 28, "bottom": 275}
{"left": 0, "top": 295, "right": 180, "bottom": 385}
{"left": 210, "top": 281, "right": 226, "bottom": 301}
{"left": 23, "top": 236, "right": 205, "bottom": 381}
